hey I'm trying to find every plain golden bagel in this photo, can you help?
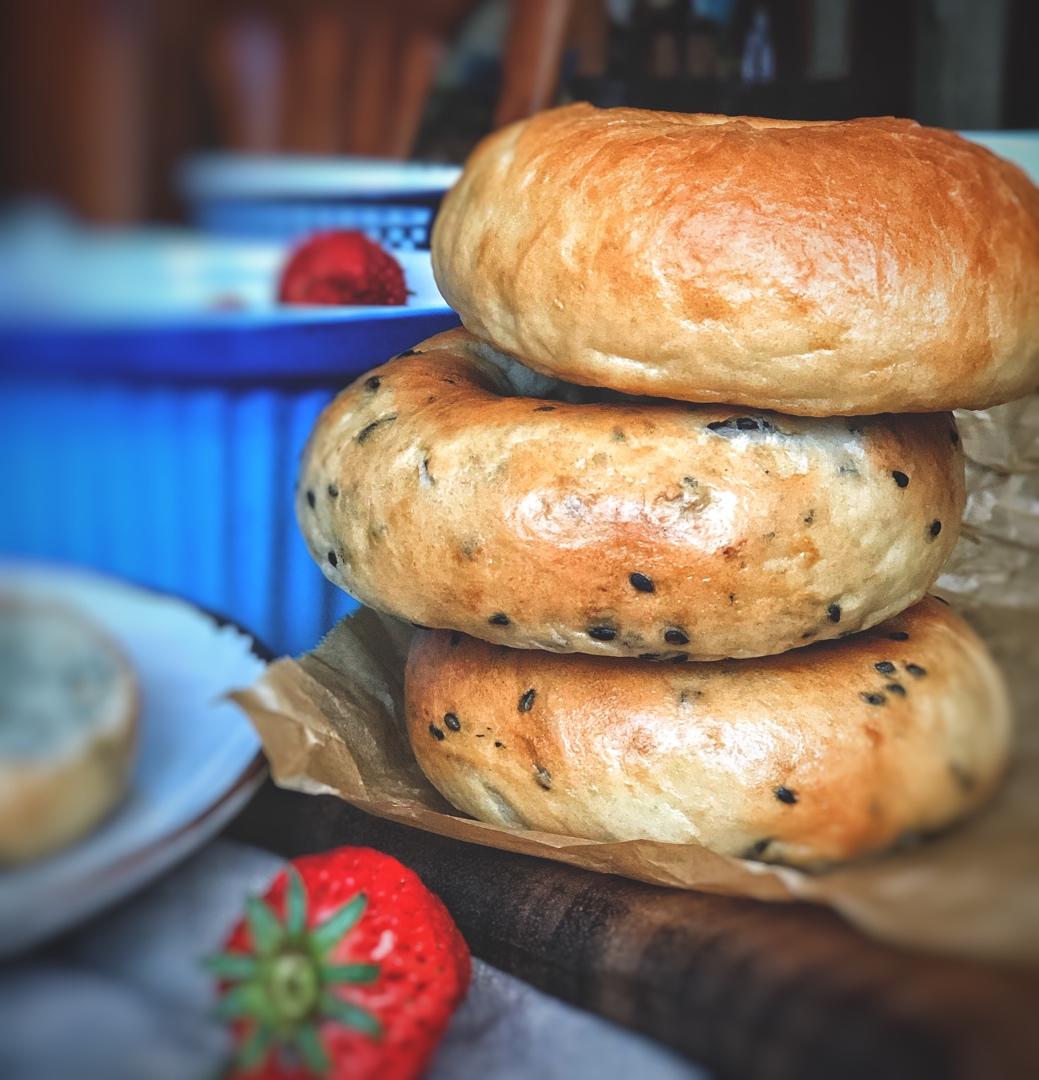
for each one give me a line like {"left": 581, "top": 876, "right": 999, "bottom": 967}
{"left": 432, "top": 104, "right": 1039, "bottom": 416}
{"left": 0, "top": 599, "right": 137, "bottom": 864}
{"left": 404, "top": 598, "right": 1012, "bottom": 869}
{"left": 297, "top": 329, "right": 965, "bottom": 660}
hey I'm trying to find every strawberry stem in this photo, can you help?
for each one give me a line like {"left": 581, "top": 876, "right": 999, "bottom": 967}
{"left": 268, "top": 952, "right": 320, "bottom": 1022}
{"left": 207, "top": 867, "right": 385, "bottom": 1075}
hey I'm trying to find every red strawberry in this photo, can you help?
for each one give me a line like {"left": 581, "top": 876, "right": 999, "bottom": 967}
{"left": 207, "top": 847, "right": 470, "bottom": 1080}
{"left": 278, "top": 231, "right": 407, "bottom": 306}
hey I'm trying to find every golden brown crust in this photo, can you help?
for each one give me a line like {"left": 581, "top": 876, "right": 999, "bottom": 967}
{"left": 404, "top": 598, "right": 1012, "bottom": 868}
{"left": 298, "top": 329, "right": 964, "bottom": 660}
{"left": 432, "top": 105, "right": 1039, "bottom": 416}
{"left": 0, "top": 601, "right": 137, "bottom": 864}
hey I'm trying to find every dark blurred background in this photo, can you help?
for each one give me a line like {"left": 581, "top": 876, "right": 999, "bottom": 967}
{"left": 2, "top": 0, "right": 1035, "bottom": 224}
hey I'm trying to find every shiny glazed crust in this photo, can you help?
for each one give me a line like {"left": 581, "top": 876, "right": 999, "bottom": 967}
{"left": 432, "top": 105, "right": 1039, "bottom": 416}
{"left": 404, "top": 598, "right": 1012, "bottom": 868}
{"left": 297, "top": 329, "right": 964, "bottom": 660}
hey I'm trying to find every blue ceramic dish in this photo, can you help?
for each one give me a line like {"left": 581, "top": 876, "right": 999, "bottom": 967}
{"left": 0, "top": 226, "right": 459, "bottom": 654}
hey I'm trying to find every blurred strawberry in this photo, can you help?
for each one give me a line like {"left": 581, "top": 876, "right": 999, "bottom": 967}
{"left": 207, "top": 847, "right": 470, "bottom": 1079}
{"left": 278, "top": 231, "right": 407, "bottom": 306}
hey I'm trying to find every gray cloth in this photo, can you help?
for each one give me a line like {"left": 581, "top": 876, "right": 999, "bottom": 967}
{"left": 0, "top": 841, "right": 705, "bottom": 1080}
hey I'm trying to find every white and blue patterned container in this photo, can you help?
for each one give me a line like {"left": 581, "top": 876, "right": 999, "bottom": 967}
{"left": 180, "top": 156, "right": 461, "bottom": 250}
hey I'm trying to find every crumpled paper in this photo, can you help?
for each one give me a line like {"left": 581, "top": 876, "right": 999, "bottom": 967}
{"left": 232, "top": 395, "right": 1039, "bottom": 968}
{"left": 938, "top": 396, "right": 1039, "bottom": 617}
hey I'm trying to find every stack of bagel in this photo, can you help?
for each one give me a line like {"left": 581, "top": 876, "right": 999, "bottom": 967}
{"left": 298, "top": 105, "right": 1039, "bottom": 869}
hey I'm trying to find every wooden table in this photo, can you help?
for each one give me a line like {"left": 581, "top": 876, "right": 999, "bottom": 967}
{"left": 228, "top": 780, "right": 1039, "bottom": 1080}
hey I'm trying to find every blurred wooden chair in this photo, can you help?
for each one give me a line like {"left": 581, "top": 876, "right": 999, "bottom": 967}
{"left": 206, "top": 0, "right": 597, "bottom": 157}
{"left": 1, "top": 0, "right": 606, "bottom": 222}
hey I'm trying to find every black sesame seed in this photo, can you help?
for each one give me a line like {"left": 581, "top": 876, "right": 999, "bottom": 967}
{"left": 949, "top": 762, "right": 975, "bottom": 791}
{"left": 827, "top": 603, "right": 842, "bottom": 623}
{"left": 494, "top": 740, "right": 504, "bottom": 748}
{"left": 664, "top": 628, "right": 689, "bottom": 646}
{"left": 327, "top": 550, "right": 338, "bottom": 568}
{"left": 327, "top": 484, "right": 338, "bottom": 498}
{"left": 639, "top": 653, "right": 661, "bottom": 661}
{"left": 588, "top": 626, "right": 617, "bottom": 641}
{"left": 443, "top": 712, "right": 461, "bottom": 732}
{"left": 888, "top": 631, "right": 910, "bottom": 641}
{"left": 885, "top": 682, "right": 906, "bottom": 696}
{"left": 364, "top": 376, "right": 381, "bottom": 391}
{"left": 356, "top": 414, "right": 398, "bottom": 443}
{"left": 892, "top": 471, "right": 909, "bottom": 488}
{"left": 534, "top": 765, "right": 552, "bottom": 790}
{"left": 906, "top": 663, "right": 928, "bottom": 678}
{"left": 518, "top": 689, "right": 536, "bottom": 713}
{"left": 749, "top": 838, "right": 772, "bottom": 857}
{"left": 860, "top": 691, "right": 887, "bottom": 706}
{"left": 428, "top": 724, "right": 445, "bottom": 741}
{"left": 533, "top": 405, "right": 557, "bottom": 412}
{"left": 306, "top": 489, "right": 316, "bottom": 509}
{"left": 801, "top": 630, "right": 817, "bottom": 640}
{"left": 449, "top": 631, "right": 462, "bottom": 647}
{"left": 629, "top": 572, "right": 655, "bottom": 593}
{"left": 929, "top": 520, "right": 942, "bottom": 538}
{"left": 670, "top": 653, "right": 690, "bottom": 662}
{"left": 488, "top": 613, "right": 510, "bottom": 626}
{"left": 707, "top": 416, "right": 774, "bottom": 434}
{"left": 775, "top": 786, "right": 798, "bottom": 805}
{"left": 874, "top": 660, "right": 896, "bottom": 674}
{"left": 894, "top": 830, "right": 924, "bottom": 851}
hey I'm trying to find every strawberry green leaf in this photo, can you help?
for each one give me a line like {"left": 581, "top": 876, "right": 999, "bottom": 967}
{"left": 320, "top": 991, "right": 383, "bottom": 1039}
{"left": 312, "top": 892, "right": 367, "bottom": 954}
{"left": 246, "top": 896, "right": 284, "bottom": 956}
{"left": 294, "top": 1024, "right": 331, "bottom": 1074}
{"left": 236, "top": 1021, "right": 274, "bottom": 1071}
{"left": 214, "top": 983, "right": 269, "bottom": 1022}
{"left": 203, "top": 952, "right": 259, "bottom": 981}
{"left": 285, "top": 868, "right": 307, "bottom": 938}
{"left": 322, "top": 962, "right": 380, "bottom": 985}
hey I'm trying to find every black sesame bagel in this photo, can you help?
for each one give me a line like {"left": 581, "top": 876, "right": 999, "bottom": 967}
{"left": 405, "top": 598, "right": 1012, "bottom": 869}
{"left": 297, "top": 329, "right": 965, "bottom": 660}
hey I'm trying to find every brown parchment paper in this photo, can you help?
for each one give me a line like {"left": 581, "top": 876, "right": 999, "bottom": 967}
{"left": 232, "top": 395, "right": 1039, "bottom": 968}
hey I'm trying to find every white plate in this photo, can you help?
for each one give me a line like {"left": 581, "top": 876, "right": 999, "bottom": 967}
{"left": 0, "top": 563, "right": 267, "bottom": 957}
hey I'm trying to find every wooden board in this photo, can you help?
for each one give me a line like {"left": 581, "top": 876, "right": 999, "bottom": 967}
{"left": 228, "top": 782, "right": 1039, "bottom": 1080}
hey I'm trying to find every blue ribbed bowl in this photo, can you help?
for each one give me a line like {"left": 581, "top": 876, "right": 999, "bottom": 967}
{"left": 0, "top": 226, "right": 460, "bottom": 655}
